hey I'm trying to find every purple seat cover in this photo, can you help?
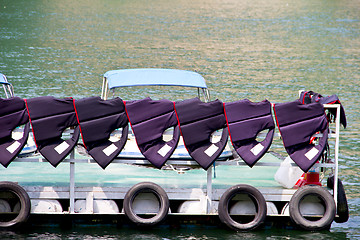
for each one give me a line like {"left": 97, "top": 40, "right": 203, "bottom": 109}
{"left": 174, "top": 98, "right": 228, "bottom": 170}
{"left": 0, "top": 97, "right": 30, "bottom": 167}
{"left": 125, "top": 98, "right": 180, "bottom": 168}
{"left": 25, "top": 96, "right": 80, "bottom": 167}
{"left": 224, "top": 99, "right": 275, "bottom": 167}
{"left": 300, "top": 91, "right": 346, "bottom": 128}
{"left": 74, "top": 97, "right": 128, "bottom": 169}
{"left": 274, "top": 100, "right": 328, "bottom": 172}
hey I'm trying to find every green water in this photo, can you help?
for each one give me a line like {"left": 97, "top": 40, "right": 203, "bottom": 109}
{"left": 1, "top": 0, "right": 360, "bottom": 238}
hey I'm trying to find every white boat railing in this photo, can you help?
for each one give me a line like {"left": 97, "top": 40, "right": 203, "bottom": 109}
{"left": 9, "top": 104, "right": 341, "bottom": 215}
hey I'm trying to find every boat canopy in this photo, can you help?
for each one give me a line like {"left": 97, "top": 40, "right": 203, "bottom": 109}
{"left": 104, "top": 69, "right": 207, "bottom": 89}
{"left": 1, "top": 73, "right": 9, "bottom": 84}
{"left": 101, "top": 69, "right": 209, "bottom": 100}
{"left": 1, "top": 73, "right": 14, "bottom": 98}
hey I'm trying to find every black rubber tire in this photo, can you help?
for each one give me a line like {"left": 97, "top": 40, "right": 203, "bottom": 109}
{"left": 0, "top": 181, "right": 31, "bottom": 228}
{"left": 123, "top": 182, "right": 169, "bottom": 226}
{"left": 327, "top": 176, "right": 349, "bottom": 223}
{"left": 218, "top": 184, "right": 267, "bottom": 231}
{"left": 289, "top": 185, "right": 336, "bottom": 230}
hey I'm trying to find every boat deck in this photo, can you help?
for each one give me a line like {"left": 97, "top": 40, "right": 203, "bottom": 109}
{"left": 0, "top": 104, "right": 342, "bottom": 230}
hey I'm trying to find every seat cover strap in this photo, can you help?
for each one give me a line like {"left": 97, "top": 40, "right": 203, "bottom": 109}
{"left": 300, "top": 91, "right": 346, "bottom": 128}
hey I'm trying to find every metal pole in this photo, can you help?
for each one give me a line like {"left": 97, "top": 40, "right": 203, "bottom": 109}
{"left": 333, "top": 105, "right": 341, "bottom": 209}
{"left": 206, "top": 166, "right": 212, "bottom": 214}
{"left": 69, "top": 150, "right": 75, "bottom": 213}
{"left": 101, "top": 77, "right": 106, "bottom": 99}
{"left": 2, "top": 85, "right": 8, "bottom": 98}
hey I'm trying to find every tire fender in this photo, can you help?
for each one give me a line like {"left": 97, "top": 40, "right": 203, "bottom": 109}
{"left": 0, "top": 181, "right": 31, "bottom": 228}
{"left": 289, "top": 185, "right": 335, "bottom": 230}
{"left": 123, "top": 182, "right": 169, "bottom": 226}
{"left": 218, "top": 184, "right": 267, "bottom": 231}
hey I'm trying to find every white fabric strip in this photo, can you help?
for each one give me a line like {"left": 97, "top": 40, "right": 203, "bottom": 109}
{"left": 204, "top": 144, "right": 219, "bottom": 157}
{"left": 103, "top": 143, "right": 118, "bottom": 156}
{"left": 158, "top": 144, "right": 172, "bottom": 157}
{"left": 250, "top": 143, "right": 264, "bottom": 156}
{"left": 305, "top": 147, "right": 319, "bottom": 161}
{"left": 54, "top": 141, "right": 70, "bottom": 155}
{"left": 6, "top": 141, "right": 21, "bottom": 154}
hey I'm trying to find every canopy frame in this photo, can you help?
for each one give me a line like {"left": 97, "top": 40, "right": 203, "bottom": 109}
{"left": 1, "top": 73, "right": 14, "bottom": 98}
{"left": 101, "top": 68, "right": 210, "bottom": 101}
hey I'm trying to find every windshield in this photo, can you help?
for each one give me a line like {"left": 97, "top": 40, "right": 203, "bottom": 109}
{"left": 107, "top": 85, "right": 209, "bottom": 102}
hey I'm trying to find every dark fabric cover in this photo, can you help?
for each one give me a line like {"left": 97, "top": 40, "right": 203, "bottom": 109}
{"left": 224, "top": 99, "right": 275, "bottom": 167}
{"left": 125, "top": 97, "right": 180, "bottom": 168}
{"left": 74, "top": 97, "right": 129, "bottom": 169}
{"left": 25, "top": 96, "right": 80, "bottom": 167}
{"left": 300, "top": 91, "right": 346, "bottom": 128}
{"left": 174, "top": 98, "right": 228, "bottom": 170}
{"left": 0, "top": 97, "right": 30, "bottom": 167}
{"left": 274, "top": 100, "right": 328, "bottom": 172}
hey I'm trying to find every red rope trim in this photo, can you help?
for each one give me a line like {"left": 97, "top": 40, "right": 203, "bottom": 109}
{"left": 173, "top": 101, "right": 190, "bottom": 154}
{"left": 123, "top": 101, "right": 141, "bottom": 149}
{"left": 223, "top": 102, "right": 234, "bottom": 146}
{"left": 72, "top": 98, "right": 87, "bottom": 149}
{"left": 24, "top": 98, "right": 38, "bottom": 148}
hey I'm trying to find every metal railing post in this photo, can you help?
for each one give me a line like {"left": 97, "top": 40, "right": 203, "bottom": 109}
{"left": 206, "top": 166, "right": 212, "bottom": 214}
{"left": 69, "top": 150, "right": 75, "bottom": 213}
{"left": 333, "top": 105, "right": 341, "bottom": 209}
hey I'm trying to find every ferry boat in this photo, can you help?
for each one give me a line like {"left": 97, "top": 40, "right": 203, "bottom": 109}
{"left": 0, "top": 69, "right": 348, "bottom": 231}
